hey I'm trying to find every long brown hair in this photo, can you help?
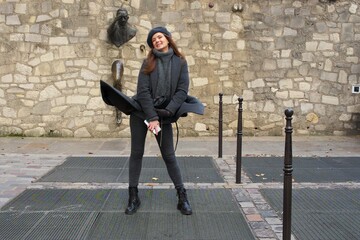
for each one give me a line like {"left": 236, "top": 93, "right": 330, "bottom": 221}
{"left": 142, "top": 35, "right": 185, "bottom": 75}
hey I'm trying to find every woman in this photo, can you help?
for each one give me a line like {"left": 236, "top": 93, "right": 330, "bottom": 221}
{"left": 125, "top": 27, "right": 193, "bottom": 215}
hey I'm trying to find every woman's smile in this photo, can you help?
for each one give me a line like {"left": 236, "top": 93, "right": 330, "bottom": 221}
{"left": 152, "top": 32, "right": 169, "bottom": 52}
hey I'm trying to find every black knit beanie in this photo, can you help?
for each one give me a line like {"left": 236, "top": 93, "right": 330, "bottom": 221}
{"left": 146, "top": 27, "right": 171, "bottom": 48}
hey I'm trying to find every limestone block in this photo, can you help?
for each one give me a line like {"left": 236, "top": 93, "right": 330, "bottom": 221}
{"left": 13, "top": 74, "right": 26, "bottom": 83}
{"left": 244, "top": 120, "right": 255, "bottom": 128}
{"left": 338, "top": 70, "right": 348, "bottom": 83}
{"left": 28, "top": 57, "right": 41, "bottom": 66}
{"left": 276, "top": 91, "right": 288, "bottom": 99}
{"left": 318, "top": 41, "right": 333, "bottom": 51}
{"left": 237, "top": 40, "right": 245, "bottom": 50}
{"left": 351, "top": 64, "right": 360, "bottom": 74}
{"left": 60, "top": 0, "right": 73, "bottom": 4}
{"left": 349, "top": 3, "right": 358, "bottom": 14}
{"left": 279, "top": 79, "right": 293, "bottom": 89}
{"left": 193, "top": 77, "right": 208, "bottom": 87}
{"left": 24, "top": 127, "right": 45, "bottom": 137}
{"left": 301, "top": 103, "right": 313, "bottom": 113}
{"left": 283, "top": 27, "right": 297, "bottom": 36}
{"left": 242, "top": 90, "right": 254, "bottom": 100}
{"left": 346, "top": 57, "right": 358, "bottom": 64}
{"left": 139, "top": 20, "right": 151, "bottom": 29}
{"left": 16, "top": 63, "right": 32, "bottom": 75}
{"left": 6, "top": 15, "right": 20, "bottom": 25}
{"left": 89, "top": 2, "right": 101, "bottom": 15}
{"left": 60, "top": 129, "right": 73, "bottom": 137}
{"left": 313, "top": 33, "right": 329, "bottom": 41}
{"left": 281, "top": 49, "right": 291, "bottom": 58}
{"left": 324, "top": 59, "right": 332, "bottom": 71}
{"left": 320, "top": 71, "right": 337, "bottom": 82}
{"left": 305, "top": 41, "right": 317, "bottom": 51}
{"left": 223, "top": 130, "right": 233, "bottom": 137}
{"left": 260, "top": 123, "right": 276, "bottom": 130}
{"left": 222, "top": 52, "right": 232, "bottom": 60}
{"left": 49, "top": 37, "right": 69, "bottom": 45}
{"left": 263, "top": 59, "right": 276, "bottom": 70}
{"left": 161, "top": 12, "right": 181, "bottom": 23}
{"left": 223, "top": 31, "right": 238, "bottom": 40}
{"left": 75, "top": 27, "right": 89, "bottom": 37}
{"left": 302, "top": 53, "right": 314, "bottom": 62}
{"left": 347, "top": 104, "right": 360, "bottom": 113}
{"left": 19, "top": 84, "right": 34, "bottom": 90}
{"left": 289, "top": 91, "right": 304, "bottom": 98}
{"left": 39, "top": 85, "right": 61, "bottom": 101}
{"left": 25, "top": 33, "right": 42, "bottom": 43}
{"left": 322, "top": 95, "right": 339, "bottom": 105}
{"left": 268, "top": 113, "right": 282, "bottom": 122}
{"left": 81, "top": 69, "right": 98, "bottom": 80}
{"left": 3, "top": 107, "right": 17, "bottom": 118}
{"left": 277, "top": 59, "right": 291, "bottom": 68}
{"left": 10, "top": 33, "right": 24, "bottom": 41}
{"left": 95, "top": 124, "right": 110, "bottom": 132}
{"left": 1, "top": 74, "right": 13, "bottom": 83}
{"left": 36, "top": 15, "right": 51, "bottom": 22}
{"left": 66, "top": 96, "right": 89, "bottom": 105}
{"left": 88, "top": 97, "right": 105, "bottom": 109}
{"left": 43, "top": 115, "right": 62, "bottom": 122}
{"left": 333, "top": 131, "right": 346, "bottom": 136}
{"left": 299, "top": 82, "right": 310, "bottom": 91}
{"left": 248, "top": 78, "right": 265, "bottom": 88}
{"left": 339, "top": 113, "right": 352, "bottom": 121}
{"left": 195, "top": 123, "right": 207, "bottom": 131}
{"left": 51, "top": 106, "right": 68, "bottom": 113}
{"left": 263, "top": 101, "right": 275, "bottom": 112}
{"left": 74, "top": 127, "right": 91, "bottom": 137}
{"left": 34, "top": 63, "right": 51, "bottom": 76}
{"left": 15, "top": 3, "right": 26, "bottom": 14}
{"left": 216, "top": 12, "right": 231, "bottom": 23}
{"left": 75, "top": 117, "right": 92, "bottom": 127}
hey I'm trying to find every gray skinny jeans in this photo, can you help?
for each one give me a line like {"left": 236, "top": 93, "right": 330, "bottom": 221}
{"left": 128, "top": 114, "right": 184, "bottom": 188}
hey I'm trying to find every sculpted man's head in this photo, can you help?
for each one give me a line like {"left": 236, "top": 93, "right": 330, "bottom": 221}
{"left": 116, "top": 9, "right": 129, "bottom": 26}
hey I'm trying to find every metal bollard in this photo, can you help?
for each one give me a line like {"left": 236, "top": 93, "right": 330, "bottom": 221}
{"left": 283, "top": 108, "right": 294, "bottom": 240}
{"left": 218, "top": 93, "right": 223, "bottom": 158}
{"left": 236, "top": 97, "right": 243, "bottom": 184}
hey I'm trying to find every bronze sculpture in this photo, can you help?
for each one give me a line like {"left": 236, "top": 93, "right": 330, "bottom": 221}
{"left": 111, "top": 60, "right": 124, "bottom": 124}
{"left": 107, "top": 8, "right": 137, "bottom": 47}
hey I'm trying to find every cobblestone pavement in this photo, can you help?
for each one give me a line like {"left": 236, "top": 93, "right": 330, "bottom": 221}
{"left": 0, "top": 136, "right": 359, "bottom": 240}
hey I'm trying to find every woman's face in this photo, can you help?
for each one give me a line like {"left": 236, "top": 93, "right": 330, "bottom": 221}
{"left": 152, "top": 32, "right": 169, "bottom": 52}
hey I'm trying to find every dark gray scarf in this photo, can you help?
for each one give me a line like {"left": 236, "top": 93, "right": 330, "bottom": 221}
{"left": 153, "top": 48, "right": 174, "bottom": 106}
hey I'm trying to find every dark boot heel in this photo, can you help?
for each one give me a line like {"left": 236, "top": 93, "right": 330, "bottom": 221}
{"left": 176, "top": 187, "right": 193, "bottom": 215}
{"left": 125, "top": 187, "right": 141, "bottom": 215}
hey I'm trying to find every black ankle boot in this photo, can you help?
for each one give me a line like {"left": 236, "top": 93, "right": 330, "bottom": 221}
{"left": 125, "top": 187, "right": 141, "bottom": 215}
{"left": 176, "top": 187, "right": 192, "bottom": 215}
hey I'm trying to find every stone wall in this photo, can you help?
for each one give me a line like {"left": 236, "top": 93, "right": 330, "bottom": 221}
{"left": 0, "top": 0, "right": 359, "bottom": 138}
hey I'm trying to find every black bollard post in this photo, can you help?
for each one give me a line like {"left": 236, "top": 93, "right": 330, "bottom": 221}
{"left": 283, "top": 108, "right": 294, "bottom": 240}
{"left": 218, "top": 93, "right": 223, "bottom": 158}
{"left": 236, "top": 97, "right": 243, "bottom": 184}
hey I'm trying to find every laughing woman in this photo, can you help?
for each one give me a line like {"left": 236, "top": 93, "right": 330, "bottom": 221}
{"left": 125, "top": 27, "right": 195, "bottom": 215}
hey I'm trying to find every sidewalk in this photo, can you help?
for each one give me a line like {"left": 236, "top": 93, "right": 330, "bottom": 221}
{"left": 0, "top": 135, "right": 359, "bottom": 239}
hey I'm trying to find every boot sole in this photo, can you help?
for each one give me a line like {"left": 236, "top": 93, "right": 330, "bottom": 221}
{"left": 125, "top": 202, "right": 141, "bottom": 215}
{"left": 177, "top": 205, "right": 192, "bottom": 215}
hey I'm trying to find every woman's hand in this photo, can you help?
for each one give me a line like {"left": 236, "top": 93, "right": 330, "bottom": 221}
{"left": 148, "top": 120, "right": 160, "bottom": 135}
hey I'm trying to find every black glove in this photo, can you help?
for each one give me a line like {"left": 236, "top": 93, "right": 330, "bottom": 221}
{"left": 156, "top": 109, "right": 173, "bottom": 117}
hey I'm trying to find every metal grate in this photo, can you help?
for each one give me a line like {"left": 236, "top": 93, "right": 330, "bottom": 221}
{"left": 243, "top": 156, "right": 360, "bottom": 183}
{"left": 260, "top": 188, "right": 360, "bottom": 240}
{"left": 1, "top": 189, "right": 255, "bottom": 240}
{"left": 38, "top": 156, "right": 224, "bottom": 183}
